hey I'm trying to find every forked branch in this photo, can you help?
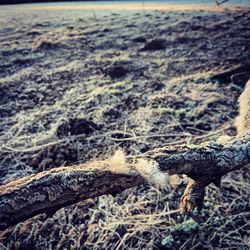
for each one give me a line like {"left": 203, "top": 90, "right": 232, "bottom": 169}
{"left": 0, "top": 133, "right": 249, "bottom": 230}
{"left": 0, "top": 80, "right": 249, "bottom": 230}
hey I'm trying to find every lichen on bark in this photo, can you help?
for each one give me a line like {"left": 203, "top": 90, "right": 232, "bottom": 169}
{"left": 0, "top": 80, "right": 249, "bottom": 230}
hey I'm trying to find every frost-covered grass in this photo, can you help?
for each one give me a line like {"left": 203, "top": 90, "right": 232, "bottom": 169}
{"left": 0, "top": 6, "right": 250, "bottom": 250}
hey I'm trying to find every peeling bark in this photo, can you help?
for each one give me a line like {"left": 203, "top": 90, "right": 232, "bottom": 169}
{"left": 0, "top": 133, "right": 249, "bottom": 230}
{"left": 136, "top": 132, "right": 250, "bottom": 211}
{"left": 0, "top": 80, "right": 249, "bottom": 230}
{"left": 0, "top": 163, "right": 144, "bottom": 230}
{"left": 211, "top": 64, "right": 250, "bottom": 84}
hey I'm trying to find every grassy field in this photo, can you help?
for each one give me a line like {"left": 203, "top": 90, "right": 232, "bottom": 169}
{"left": 0, "top": 3, "right": 250, "bottom": 249}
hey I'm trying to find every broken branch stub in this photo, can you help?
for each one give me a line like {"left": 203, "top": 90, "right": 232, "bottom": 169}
{"left": 134, "top": 133, "right": 250, "bottom": 211}
{"left": 0, "top": 133, "right": 249, "bottom": 229}
{"left": 1, "top": 79, "right": 249, "bottom": 230}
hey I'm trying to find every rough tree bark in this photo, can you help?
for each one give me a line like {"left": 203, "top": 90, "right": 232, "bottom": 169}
{"left": 0, "top": 133, "right": 249, "bottom": 230}
{"left": 0, "top": 80, "right": 249, "bottom": 230}
{"left": 215, "top": 0, "right": 230, "bottom": 6}
{"left": 141, "top": 133, "right": 250, "bottom": 211}
{"left": 0, "top": 163, "right": 145, "bottom": 230}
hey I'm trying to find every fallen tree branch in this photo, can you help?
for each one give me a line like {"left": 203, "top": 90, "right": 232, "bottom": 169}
{"left": 138, "top": 133, "right": 250, "bottom": 211}
{"left": 215, "top": 0, "right": 230, "bottom": 6}
{"left": 211, "top": 63, "right": 250, "bottom": 85}
{"left": 0, "top": 161, "right": 145, "bottom": 230}
{"left": 0, "top": 133, "right": 249, "bottom": 230}
{"left": 0, "top": 80, "right": 249, "bottom": 230}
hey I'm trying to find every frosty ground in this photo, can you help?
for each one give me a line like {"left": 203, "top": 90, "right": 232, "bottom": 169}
{"left": 0, "top": 4, "right": 250, "bottom": 249}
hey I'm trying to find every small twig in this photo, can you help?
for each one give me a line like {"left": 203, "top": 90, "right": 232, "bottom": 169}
{"left": 215, "top": 0, "right": 230, "bottom": 6}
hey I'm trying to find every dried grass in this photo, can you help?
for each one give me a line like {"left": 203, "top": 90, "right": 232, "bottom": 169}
{"left": 0, "top": 7, "right": 249, "bottom": 250}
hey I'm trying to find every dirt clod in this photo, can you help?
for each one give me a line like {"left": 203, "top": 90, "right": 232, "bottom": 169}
{"left": 140, "top": 38, "right": 166, "bottom": 51}
{"left": 106, "top": 65, "right": 129, "bottom": 78}
{"left": 132, "top": 36, "right": 147, "bottom": 43}
{"left": 56, "top": 118, "right": 100, "bottom": 138}
{"left": 103, "top": 108, "right": 121, "bottom": 120}
{"left": 29, "top": 144, "right": 78, "bottom": 171}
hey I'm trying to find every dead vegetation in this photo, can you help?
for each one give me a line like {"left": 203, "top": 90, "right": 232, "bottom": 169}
{"left": 0, "top": 6, "right": 250, "bottom": 250}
